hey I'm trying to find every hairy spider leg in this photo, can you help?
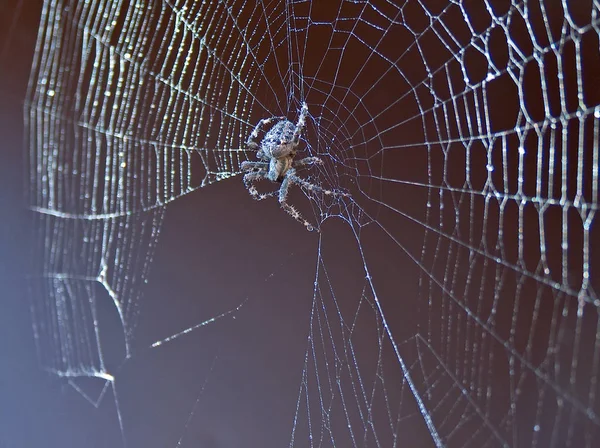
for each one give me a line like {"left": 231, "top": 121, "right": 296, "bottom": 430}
{"left": 291, "top": 102, "right": 309, "bottom": 146}
{"left": 243, "top": 170, "right": 280, "bottom": 201}
{"left": 293, "top": 156, "right": 323, "bottom": 168}
{"left": 241, "top": 160, "right": 269, "bottom": 171}
{"left": 286, "top": 168, "right": 351, "bottom": 198}
{"left": 246, "top": 116, "right": 286, "bottom": 150}
{"left": 278, "top": 170, "right": 316, "bottom": 232}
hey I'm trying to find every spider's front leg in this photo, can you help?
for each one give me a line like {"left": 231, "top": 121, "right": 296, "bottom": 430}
{"left": 291, "top": 102, "right": 309, "bottom": 146}
{"left": 279, "top": 169, "right": 316, "bottom": 232}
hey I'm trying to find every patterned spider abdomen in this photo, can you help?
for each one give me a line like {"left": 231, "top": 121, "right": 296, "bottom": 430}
{"left": 261, "top": 120, "right": 297, "bottom": 158}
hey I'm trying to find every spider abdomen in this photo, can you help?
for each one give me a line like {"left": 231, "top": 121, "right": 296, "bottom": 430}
{"left": 261, "top": 120, "right": 296, "bottom": 157}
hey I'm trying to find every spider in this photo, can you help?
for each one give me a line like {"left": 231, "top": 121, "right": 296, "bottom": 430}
{"left": 241, "top": 102, "right": 348, "bottom": 231}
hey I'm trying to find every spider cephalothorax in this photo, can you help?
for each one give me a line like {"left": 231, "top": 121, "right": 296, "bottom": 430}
{"left": 241, "top": 102, "right": 348, "bottom": 231}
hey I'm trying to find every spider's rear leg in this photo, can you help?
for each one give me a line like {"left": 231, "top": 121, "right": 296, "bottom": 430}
{"left": 243, "top": 170, "right": 279, "bottom": 201}
{"left": 279, "top": 173, "right": 316, "bottom": 232}
{"left": 287, "top": 172, "right": 351, "bottom": 198}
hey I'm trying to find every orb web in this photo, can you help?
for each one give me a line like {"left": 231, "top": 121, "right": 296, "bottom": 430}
{"left": 26, "top": 0, "right": 600, "bottom": 447}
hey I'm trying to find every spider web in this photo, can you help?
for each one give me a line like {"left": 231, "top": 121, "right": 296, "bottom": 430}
{"left": 25, "top": 0, "right": 600, "bottom": 447}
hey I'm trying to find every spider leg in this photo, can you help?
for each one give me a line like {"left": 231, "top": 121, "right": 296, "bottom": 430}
{"left": 247, "top": 116, "right": 286, "bottom": 150}
{"left": 293, "top": 156, "right": 323, "bottom": 168}
{"left": 241, "top": 160, "right": 269, "bottom": 172}
{"left": 291, "top": 102, "right": 309, "bottom": 146}
{"left": 287, "top": 171, "right": 351, "bottom": 198}
{"left": 279, "top": 171, "right": 316, "bottom": 232}
{"left": 243, "top": 170, "right": 279, "bottom": 201}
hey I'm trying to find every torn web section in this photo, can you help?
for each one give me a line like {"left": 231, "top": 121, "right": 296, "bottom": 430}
{"left": 28, "top": 210, "right": 163, "bottom": 390}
